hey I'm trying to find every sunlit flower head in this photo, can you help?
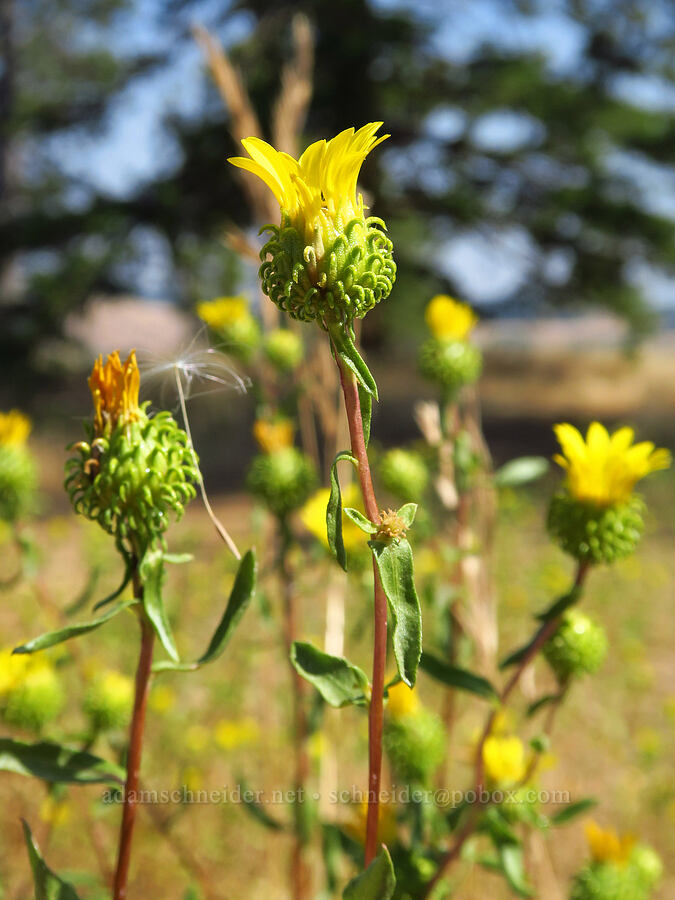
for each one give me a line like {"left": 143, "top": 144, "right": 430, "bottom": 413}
{"left": 300, "top": 484, "right": 364, "bottom": 552}
{"left": 553, "top": 422, "right": 670, "bottom": 506}
{"left": 253, "top": 418, "right": 294, "bottom": 454}
{"left": 196, "top": 297, "right": 250, "bottom": 329}
{"left": 386, "top": 681, "right": 420, "bottom": 718}
{"left": 482, "top": 734, "right": 526, "bottom": 784}
{"left": 88, "top": 350, "right": 142, "bottom": 437}
{"left": 585, "top": 821, "right": 635, "bottom": 865}
{"left": 0, "top": 410, "right": 32, "bottom": 447}
{"left": 425, "top": 295, "right": 478, "bottom": 341}
{"left": 229, "top": 123, "right": 388, "bottom": 246}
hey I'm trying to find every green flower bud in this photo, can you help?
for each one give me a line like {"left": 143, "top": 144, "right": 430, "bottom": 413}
{"left": 246, "top": 447, "right": 317, "bottom": 519}
{"left": 630, "top": 845, "right": 663, "bottom": 889}
{"left": 0, "top": 444, "right": 37, "bottom": 523}
{"left": 84, "top": 670, "right": 134, "bottom": 732}
{"left": 3, "top": 663, "right": 65, "bottom": 733}
{"left": 571, "top": 862, "right": 648, "bottom": 900}
{"left": 196, "top": 297, "right": 261, "bottom": 362}
{"left": 543, "top": 610, "right": 608, "bottom": 682}
{"left": 262, "top": 329, "right": 304, "bottom": 372}
{"left": 418, "top": 337, "right": 482, "bottom": 392}
{"left": 220, "top": 314, "right": 261, "bottom": 362}
{"left": 383, "top": 708, "right": 446, "bottom": 785}
{"left": 379, "top": 448, "right": 429, "bottom": 501}
{"left": 547, "top": 492, "right": 644, "bottom": 565}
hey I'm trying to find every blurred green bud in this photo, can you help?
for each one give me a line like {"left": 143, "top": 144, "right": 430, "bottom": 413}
{"left": 379, "top": 448, "right": 429, "bottom": 501}
{"left": 547, "top": 492, "right": 644, "bottom": 565}
{"left": 3, "top": 662, "right": 65, "bottom": 733}
{"left": 0, "top": 444, "right": 37, "bottom": 523}
{"left": 418, "top": 338, "right": 482, "bottom": 392}
{"left": 263, "top": 329, "right": 304, "bottom": 372}
{"left": 571, "top": 862, "right": 649, "bottom": 900}
{"left": 630, "top": 845, "right": 663, "bottom": 889}
{"left": 543, "top": 610, "right": 608, "bottom": 682}
{"left": 246, "top": 448, "right": 317, "bottom": 519}
{"left": 197, "top": 297, "right": 261, "bottom": 362}
{"left": 383, "top": 707, "right": 446, "bottom": 786}
{"left": 84, "top": 670, "right": 134, "bottom": 733}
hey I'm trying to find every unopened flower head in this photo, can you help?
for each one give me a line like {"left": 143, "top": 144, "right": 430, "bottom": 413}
{"left": 229, "top": 123, "right": 396, "bottom": 327}
{"left": 66, "top": 350, "right": 198, "bottom": 551}
{"left": 553, "top": 422, "right": 670, "bottom": 507}
{"left": 246, "top": 445, "right": 317, "bottom": 519}
{"left": 196, "top": 297, "right": 260, "bottom": 361}
{"left": 0, "top": 410, "right": 37, "bottom": 522}
{"left": 252, "top": 418, "right": 294, "bottom": 455}
{"left": 425, "top": 295, "right": 478, "bottom": 341}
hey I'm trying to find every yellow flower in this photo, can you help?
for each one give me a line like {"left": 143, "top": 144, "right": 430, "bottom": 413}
{"left": 300, "top": 484, "right": 364, "bottom": 552}
{"left": 185, "top": 725, "right": 210, "bottom": 753}
{"left": 0, "top": 410, "right": 32, "bottom": 447}
{"left": 214, "top": 717, "right": 260, "bottom": 750}
{"left": 229, "top": 123, "right": 388, "bottom": 247}
{"left": 386, "top": 681, "right": 420, "bottom": 718}
{"left": 88, "top": 350, "right": 141, "bottom": 437}
{"left": 425, "top": 295, "right": 478, "bottom": 341}
{"left": 345, "top": 797, "right": 398, "bottom": 847}
{"left": 585, "top": 820, "right": 635, "bottom": 864}
{"left": 483, "top": 735, "right": 526, "bottom": 784}
{"left": 196, "top": 296, "right": 250, "bottom": 329}
{"left": 553, "top": 422, "right": 670, "bottom": 506}
{"left": 149, "top": 684, "right": 176, "bottom": 714}
{"left": 0, "top": 646, "right": 31, "bottom": 695}
{"left": 253, "top": 418, "right": 294, "bottom": 454}
{"left": 40, "top": 794, "right": 71, "bottom": 828}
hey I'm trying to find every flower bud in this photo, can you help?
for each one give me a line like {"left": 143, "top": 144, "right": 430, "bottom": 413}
{"left": 547, "top": 492, "right": 644, "bottom": 565}
{"left": 263, "top": 329, "right": 304, "bottom": 372}
{"left": 418, "top": 337, "right": 482, "bottom": 392}
{"left": 197, "top": 297, "right": 261, "bottom": 362}
{"left": 543, "top": 610, "right": 608, "bottom": 682}
{"left": 379, "top": 448, "right": 429, "bottom": 501}
{"left": 3, "top": 661, "right": 65, "bottom": 733}
{"left": 246, "top": 447, "right": 317, "bottom": 519}
{"left": 84, "top": 670, "right": 134, "bottom": 732}
{"left": 0, "top": 411, "right": 37, "bottom": 522}
{"left": 384, "top": 685, "right": 445, "bottom": 785}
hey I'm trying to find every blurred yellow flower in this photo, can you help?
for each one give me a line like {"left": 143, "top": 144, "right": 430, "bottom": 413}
{"left": 229, "top": 123, "right": 388, "bottom": 247}
{"left": 214, "top": 717, "right": 260, "bottom": 750}
{"left": 89, "top": 351, "right": 141, "bottom": 437}
{"left": 196, "top": 296, "right": 250, "bottom": 328}
{"left": 40, "top": 794, "right": 71, "bottom": 828}
{"left": 181, "top": 765, "right": 204, "bottom": 793}
{"left": 553, "top": 422, "right": 670, "bottom": 506}
{"left": 386, "top": 681, "right": 419, "bottom": 718}
{"left": 345, "top": 797, "right": 398, "bottom": 847}
{"left": 0, "top": 647, "right": 31, "bottom": 695}
{"left": 185, "top": 725, "right": 210, "bottom": 753}
{"left": 483, "top": 735, "right": 526, "bottom": 784}
{"left": 149, "top": 684, "right": 176, "bottom": 714}
{"left": 425, "top": 295, "right": 478, "bottom": 341}
{"left": 0, "top": 410, "right": 32, "bottom": 447}
{"left": 253, "top": 418, "right": 294, "bottom": 454}
{"left": 585, "top": 820, "right": 635, "bottom": 864}
{"left": 300, "top": 484, "right": 364, "bottom": 552}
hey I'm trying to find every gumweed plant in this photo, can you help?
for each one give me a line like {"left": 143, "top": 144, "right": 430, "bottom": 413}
{"left": 6, "top": 350, "right": 256, "bottom": 899}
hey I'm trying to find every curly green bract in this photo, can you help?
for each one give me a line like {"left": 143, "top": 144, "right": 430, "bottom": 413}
{"left": 0, "top": 444, "right": 37, "bottom": 523}
{"left": 259, "top": 214, "right": 396, "bottom": 327}
{"left": 571, "top": 850, "right": 661, "bottom": 900}
{"left": 547, "top": 492, "right": 644, "bottom": 565}
{"left": 246, "top": 448, "right": 317, "bottom": 519}
{"left": 418, "top": 337, "right": 482, "bottom": 391}
{"left": 65, "top": 403, "right": 198, "bottom": 552}
{"left": 383, "top": 709, "right": 446, "bottom": 786}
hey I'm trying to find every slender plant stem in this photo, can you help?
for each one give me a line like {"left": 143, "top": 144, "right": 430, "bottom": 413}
{"left": 335, "top": 359, "right": 386, "bottom": 867}
{"left": 279, "top": 519, "right": 310, "bottom": 900}
{"left": 421, "top": 560, "right": 590, "bottom": 899}
{"left": 112, "top": 569, "right": 155, "bottom": 900}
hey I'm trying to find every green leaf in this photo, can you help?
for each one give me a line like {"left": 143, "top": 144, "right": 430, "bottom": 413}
{"left": 370, "top": 538, "right": 422, "bottom": 688}
{"left": 358, "top": 384, "right": 373, "bottom": 447}
{"left": 498, "top": 844, "right": 534, "bottom": 897}
{"left": 236, "top": 775, "right": 285, "bottom": 831}
{"left": 23, "top": 820, "right": 82, "bottom": 899}
{"left": 329, "top": 323, "right": 379, "bottom": 400}
{"left": 396, "top": 503, "right": 417, "bottom": 528}
{"left": 535, "top": 586, "right": 582, "bottom": 622}
{"left": 420, "top": 651, "right": 498, "bottom": 700}
{"left": 0, "top": 739, "right": 124, "bottom": 784}
{"left": 482, "top": 807, "right": 520, "bottom": 846}
{"left": 140, "top": 547, "right": 178, "bottom": 662}
{"left": 344, "top": 508, "right": 377, "bottom": 534}
{"left": 154, "top": 550, "right": 256, "bottom": 673}
{"left": 13, "top": 600, "right": 136, "bottom": 654}
{"left": 499, "top": 636, "right": 535, "bottom": 671}
{"left": 343, "top": 845, "right": 396, "bottom": 899}
{"left": 291, "top": 642, "right": 369, "bottom": 708}
{"left": 526, "top": 694, "right": 562, "bottom": 717}
{"left": 494, "top": 456, "right": 549, "bottom": 488}
{"left": 163, "top": 553, "right": 194, "bottom": 564}
{"left": 550, "top": 798, "right": 597, "bottom": 825}
{"left": 92, "top": 563, "right": 132, "bottom": 611}
{"left": 327, "top": 451, "right": 358, "bottom": 571}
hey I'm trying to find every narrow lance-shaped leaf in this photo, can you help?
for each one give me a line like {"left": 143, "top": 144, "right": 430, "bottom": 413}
{"left": 358, "top": 383, "right": 372, "bottom": 447}
{"left": 13, "top": 600, "right": 136, "bottom": 655}
{"left": 494, "top": 456, "right": 549, "bottom": 488}
{"left": 153, "top": 550, "right": 257, "bottom": 673}
{"left": 499, "top": 844, "right": 534, "bottom": 898}
{"left": 370, "top": 538, "right": 422, "bottom": 687}
{"left": 329, "top": 323, "right": 379, "bottom": 400}
{"left": 343, "top": 508, "right": 377, "bottom": 534}
{"left": 140, "top": 547, "right": 179, "bottom": 662}
{"left": 291, "top": 642, "right": 369, "bottom": 708}
{"left": 0, "top": 739, "right": 124, "bottom": 784}
{"left": 92, "top": 562, "right": 132, "bottom": 611}
{"left": 22, "top": 819, "right": 82, "bottom": 900}
{"left": 343, "top": 845, "right": 396, "bottom": 900}
{"left": 535, "top": 586, "right": 581, "bottom": 622}
{"left": 420, "top": 651, "right": 498, "bottom": 701}
{"left": 550, "top": 798, "right": 597, "bottom": 825}
{"left": 327, "top": 451, "right": 358, "bottom": 571}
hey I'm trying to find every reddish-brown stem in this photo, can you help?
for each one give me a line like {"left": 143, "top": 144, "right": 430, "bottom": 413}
{"left": 279, "top": 521, "right": 310, "bottom": 900}
{"left": 336, "top": 358, "right": 386, "bottom": 867}
{"left": 421, "top": 561, "right": 590, "bottom": 899}
{"left": 112, "top": 581, "right": 155, "bottom": 900}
